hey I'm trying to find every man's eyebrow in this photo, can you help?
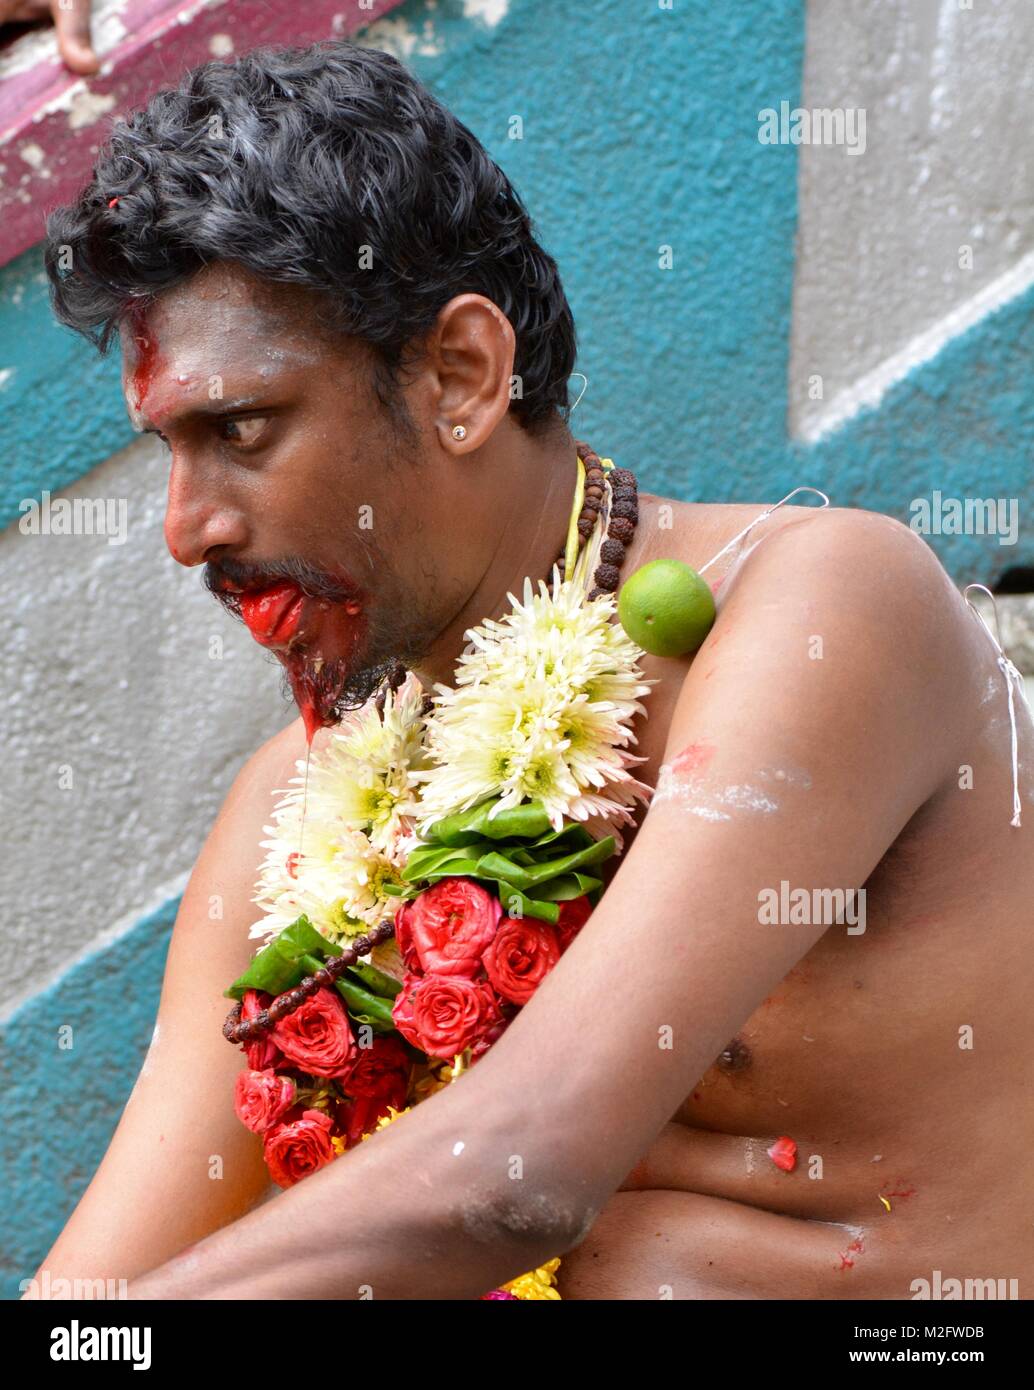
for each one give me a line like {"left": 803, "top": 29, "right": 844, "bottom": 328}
{"left": 138, "top": 399, "right": 274, "bottom": 432}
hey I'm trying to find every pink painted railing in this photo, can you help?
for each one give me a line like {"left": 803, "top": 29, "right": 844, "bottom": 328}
{"left": 0, "top": 0, "right": 404, "bottom": 267}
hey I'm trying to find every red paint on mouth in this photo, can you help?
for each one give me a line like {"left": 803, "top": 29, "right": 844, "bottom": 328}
{"left": 239, "top": 581, "right": 305, "bottom": 648}
{"left": 236, "top": 578, "right": 368, "bottom": 745}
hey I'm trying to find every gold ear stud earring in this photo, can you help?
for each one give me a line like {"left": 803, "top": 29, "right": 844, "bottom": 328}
{"left": 451, "top": 424, "right": 467, "bottom": 441}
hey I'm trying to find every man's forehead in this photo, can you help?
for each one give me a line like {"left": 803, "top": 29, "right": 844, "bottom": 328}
{"left": 117, "top": 263, "right": 336, "bottom": 426}
{"left": 119, "top": 263, "right": 318, "bottom": 356}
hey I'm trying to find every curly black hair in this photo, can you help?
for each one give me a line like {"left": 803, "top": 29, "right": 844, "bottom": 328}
{"left": 44, "top": 39, "right": 577, "bottom": 435}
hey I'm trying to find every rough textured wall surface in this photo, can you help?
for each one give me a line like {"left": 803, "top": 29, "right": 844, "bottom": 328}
{"left": 0, "top": 434, "right": 292, "bottom": 1014}
{"left": 790, "top": 0, "right": 1034, "bottom": 443}
{"left": 1, "top": 0, "right": 1032, "bottom": 1295}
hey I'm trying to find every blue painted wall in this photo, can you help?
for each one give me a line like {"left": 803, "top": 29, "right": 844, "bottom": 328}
{"left": 2, "top": 0, "right": 1031, "bottom": 1296}
{"left": 0, "top": 900, "right": 177, "bottom": 1299}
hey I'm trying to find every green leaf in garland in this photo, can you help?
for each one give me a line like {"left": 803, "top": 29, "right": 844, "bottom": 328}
{"left": 276, "top": 916, "right": 340, "bottom": 961}
{"left": 334, "top": 978, "right": 397, "bottom": 1032}
{"left": 347, "top": 962, "right": 402, "bottom": 999}
{"left": 531, "top": 872, "right": 602, "bottom": 902}
{"left": 348, "top": 1011, "right": 396, "bottom": 1034}
{"left": 521, "top": 822, "right": 595, "bottom": 853}
{"left": 517, "top": 836, "right": 615, "bottom": 889}
{"left": 494, "top": 879, "right": 560, "bottom": 925}
{"left": 472, "top": 850, "right": 540, "bottom": 892}
{"left": 423, "top": 797, "right": 554, "bottom": 846}
{"left": 401, "top": 841, "right": 483, "bottom": 882}
{"left": 224, "top": 914, "right": 340, "bottom": 1000}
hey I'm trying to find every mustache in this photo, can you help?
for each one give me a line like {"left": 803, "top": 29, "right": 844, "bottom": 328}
{"left": 203, "top": 554, "right": 358, "bottom": 607}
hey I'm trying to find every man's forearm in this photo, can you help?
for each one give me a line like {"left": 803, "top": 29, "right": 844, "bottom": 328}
{"left": 127, "top": 1067, "right": 583, "bottom": 1300}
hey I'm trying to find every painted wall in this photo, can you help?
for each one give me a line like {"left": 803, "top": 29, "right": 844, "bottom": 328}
{"left": 2, "top": 0, "right": 1032, "bottom": 1296}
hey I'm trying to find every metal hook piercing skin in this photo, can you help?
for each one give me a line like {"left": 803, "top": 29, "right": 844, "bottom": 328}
{"left": 698, "top": 486, "right": 831, "bottom": 576}
{"left": 964, "top": 583, "right": 1029, "bottom": 829}
{"left": 567, "top": 373, "right": 588, "bottom": 415}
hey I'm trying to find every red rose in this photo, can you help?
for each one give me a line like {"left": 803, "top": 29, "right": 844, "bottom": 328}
{"left": 345, "top": 1033, "right": 412, "bottom": 1106}
{"left": 394, "top": 898, "right": 421, "bottom": 971}
{"left": 405, "top": 878, "right": 503, "bottom": 977}
{"left": 269, "top": 986, "right": 356, "bottom": 1079}
{"left": 392, "top": 971, "right": 502, "bottom": 1059}
{"left": 555, "top": 895, "right": 593, "bottom": 952}
{"left": 333, "top": 1093, "right": 399, "bottom": 1148}
{"left": 263, "top": 1108, "right": 336, "bottom": 1188}
{"left": 234, "top": 1068, "right": 296, "bottom": 1134}
{"left": 241, "top": 989, "right": 286, "bottom": 1071}
{"left": 482, "top": 917, "right": 561, "bottom": 1005}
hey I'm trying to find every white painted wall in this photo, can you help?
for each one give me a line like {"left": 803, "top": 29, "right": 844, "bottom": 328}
{"left": 790, "top": 0, "right": 1034, "bottom": 441}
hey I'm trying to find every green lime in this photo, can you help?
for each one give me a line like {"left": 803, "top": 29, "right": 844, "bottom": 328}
{"left": 617, "top": 558, "right": 716, "bottom": 657}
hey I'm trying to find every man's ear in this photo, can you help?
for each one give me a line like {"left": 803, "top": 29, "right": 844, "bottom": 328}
{"left": 427, "top": 294, "right": 516, "bottom": 455}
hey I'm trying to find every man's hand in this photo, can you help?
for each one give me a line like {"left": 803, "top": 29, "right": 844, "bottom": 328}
{"left": 0, "top": 0, "right": 97, "bottom": 76}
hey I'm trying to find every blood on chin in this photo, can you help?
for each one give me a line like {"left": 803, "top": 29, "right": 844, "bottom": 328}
{"left": 284, "top": 652, "right": 355, "bottom": 744}
{"left": 238, "top": 580, "right": 369, "bottom": 743}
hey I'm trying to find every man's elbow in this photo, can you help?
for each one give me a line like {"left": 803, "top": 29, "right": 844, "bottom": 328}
{"left": 458, "top": 1180, "right": 598, "bottom": 1263}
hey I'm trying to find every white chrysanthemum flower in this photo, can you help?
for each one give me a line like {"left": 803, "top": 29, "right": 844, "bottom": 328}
{"left": 416, "top": 572, "right": 654, "bottom": 831}
{"left": 249, "top": 673, "right": 426, "bottom": 944}
{"left": 250, "top": 820, "right": 406, "bottom": 946}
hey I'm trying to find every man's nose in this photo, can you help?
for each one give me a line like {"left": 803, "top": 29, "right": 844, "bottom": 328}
{"left": 163, "top": 458, "right": 247, "bottom": 567}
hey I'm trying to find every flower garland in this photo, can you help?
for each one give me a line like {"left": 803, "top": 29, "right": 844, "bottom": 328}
{"left": 223, "top": 459, "right": 654, "bottom": 1300}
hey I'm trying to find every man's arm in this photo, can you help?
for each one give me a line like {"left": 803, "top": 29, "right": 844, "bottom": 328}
{"left": 21, "top": 719, "right": 307, "bottom": 1294}
{"left": 128, "top": 510, "right": 982, "bottom": 1300}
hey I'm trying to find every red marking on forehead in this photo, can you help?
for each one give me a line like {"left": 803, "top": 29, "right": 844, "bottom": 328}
{"left": 127, "top": 303, "right": 161, "bottom": 416}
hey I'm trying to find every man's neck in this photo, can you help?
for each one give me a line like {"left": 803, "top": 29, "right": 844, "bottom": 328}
{"left": 414, "top": 428, "right": 579, "bottom": 687}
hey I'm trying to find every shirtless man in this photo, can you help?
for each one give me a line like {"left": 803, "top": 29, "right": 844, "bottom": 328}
{"left": 27, "top": 40, "right": 1032, "bottom": 1300}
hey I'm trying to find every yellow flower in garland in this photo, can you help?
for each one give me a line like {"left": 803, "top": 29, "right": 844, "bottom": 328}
{"left": 367, "top": 1105, "right": 408, "bottom": 1135}
{"left": 502, "top": 1258, "right": 562, "bottom": 1301}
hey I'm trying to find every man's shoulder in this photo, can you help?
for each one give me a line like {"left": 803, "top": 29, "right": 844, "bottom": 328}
{"left": 235, "top": 715, "right": 310, "bottom": 810}
{"left": 642, "top": 496, "right": 979, "bottom": 714}
{"left": 695, "top": 502, "right": 984, "bottom": 729}
{"left": 725, "top": 503, "right": 956, "bottom": 619}
{"left": 647, "top": 496, "right": 955, "bottom": 615}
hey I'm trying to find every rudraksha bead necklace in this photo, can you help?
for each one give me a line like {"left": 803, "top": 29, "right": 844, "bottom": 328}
{"left": 223, "top": 443, "right": 638, "bottom": 1047}
{"left": 222, "top": 920, "right": 396, "bottom": 1045}
{"left": 550, "top": 440, "right": 639, "bottom": 598}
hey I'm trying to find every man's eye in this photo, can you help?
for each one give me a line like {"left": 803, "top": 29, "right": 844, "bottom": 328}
{"left": 219, "top": 417, "right": 269, "bottom": 446}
